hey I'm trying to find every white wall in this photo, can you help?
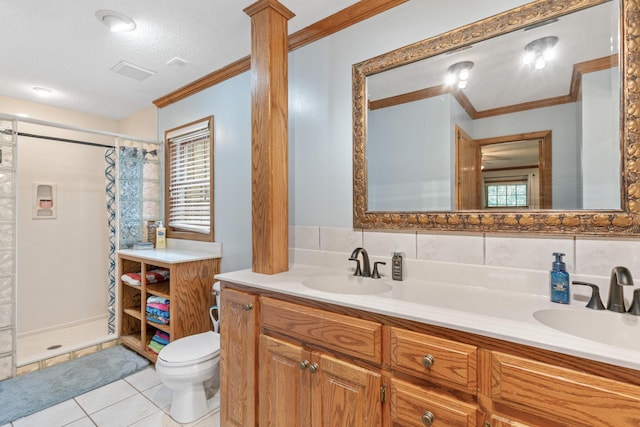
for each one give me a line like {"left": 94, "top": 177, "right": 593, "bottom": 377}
{"left": 17, "top": 132, "right": 109, "bottom": 333}
{"left": 157, "top": 74, "right": 252, "bottom": 273}
{"left": 581, "top": 68, "right": 620, "bottom": 209}
{"left": 119, "top": 105, "right": 158, "bottom": 141}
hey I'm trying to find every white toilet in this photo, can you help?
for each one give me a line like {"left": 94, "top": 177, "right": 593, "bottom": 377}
{"left": 155, "top": 330, "right": 221, "bottom": 423}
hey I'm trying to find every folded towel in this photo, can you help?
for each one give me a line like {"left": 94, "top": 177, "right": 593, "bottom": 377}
{"left": 121, "top": 273, "right": 142, "bottom": 286}
{"left": 147, "top": 340, "right": 165, "bottom": 354}
{"left": 146, "top": 296, "right": 169, "bottom": 305}
{"left": 155, "top": 330, "right": 170, "bottom": 341}
{"left": 146, "top": 314, "right": 169, "bottom": 325}
{"left": 146, "top": 307, "right": 170, "bottom": 319}
{"left": 146, "top": 302, "right": 169, "bottom": 311}
{"left": 121, "top": 268, "right": 170, "bottom": 287}
{"left": 147, "top": 268, "right": 170, "bottom": 283}
{"left": 152, "top": 334, "right": 169, "bottom": 346}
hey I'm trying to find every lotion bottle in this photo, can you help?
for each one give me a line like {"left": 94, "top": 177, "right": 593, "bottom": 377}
{"left": 155, "top": 221, "right": 166, "bottom": 249}
{"left": 550, "top": 252, "right": 570, "bottom": 304}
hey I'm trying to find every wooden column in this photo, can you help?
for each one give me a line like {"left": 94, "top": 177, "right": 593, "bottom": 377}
{"left": 244, "top": 0, "right": 294, "bottom": 274}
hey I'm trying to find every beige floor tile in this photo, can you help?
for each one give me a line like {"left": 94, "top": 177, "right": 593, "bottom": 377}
{"left": 89, "top": 394, "right": 159, "bottom": 427}
{"left": 128, "top": 410, "right": 181, "bottom": 427}
{"left": 64, "top": 417, "right": 97, "bottom": 427}
{"left": 142, "top": 382, "right": 173, "bottom": 409}
{"left": 124, "top": 366, "right": 161, "bottom": 391}
{"left": 74, "top": 379, "right": 138, "bottom": 414}
{"left": 12, "top": 399, "right": 85, "bottom": 427}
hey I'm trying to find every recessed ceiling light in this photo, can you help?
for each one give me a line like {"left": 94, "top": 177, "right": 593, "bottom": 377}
{"left": 95, "top": 10, "right": 136, "bottom": 32}
{"left": 33, "top": 87, "right": 53, "bottom": 97}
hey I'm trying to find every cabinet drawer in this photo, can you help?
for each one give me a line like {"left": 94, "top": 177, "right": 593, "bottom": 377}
{"left": 391, "top": 378, "right": 477, "bottom": 427}
{"left": 260, "top": 297, "right": 382, "bottom": 364}
{"left": 491, "top": 351, "right": 640, "bottom": 426}
{"left": 390, "top": 327, "right": 477, "bottom": 392}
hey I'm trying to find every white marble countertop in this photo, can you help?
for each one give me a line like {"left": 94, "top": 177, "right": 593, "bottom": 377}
{"left": 216, "top": 263, "right": 640, "bottom": 372}
{"left": 118, "top": 247, "right": 220, "bottom": 264}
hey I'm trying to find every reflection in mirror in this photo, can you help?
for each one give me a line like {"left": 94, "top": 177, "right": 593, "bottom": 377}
{"left": 365, "top": 0, "right": 620, "bottom": 213}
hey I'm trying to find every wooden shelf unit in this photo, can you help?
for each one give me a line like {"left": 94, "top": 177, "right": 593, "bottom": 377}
{"left": 118, "top": 252, "right": 220, "bottom": 362}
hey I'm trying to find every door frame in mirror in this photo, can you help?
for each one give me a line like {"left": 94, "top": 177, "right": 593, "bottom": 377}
{"left": 353, "top": 0, "right": 639, "bottom": 235}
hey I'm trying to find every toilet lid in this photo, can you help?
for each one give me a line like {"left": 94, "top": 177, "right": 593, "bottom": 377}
{"left": 158, "top": 331, "right": 220, "bottom": 365}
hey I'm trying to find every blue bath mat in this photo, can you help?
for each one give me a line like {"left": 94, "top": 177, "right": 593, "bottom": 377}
{"left": 0, "top": 345, "right": 149, "bottom": 424}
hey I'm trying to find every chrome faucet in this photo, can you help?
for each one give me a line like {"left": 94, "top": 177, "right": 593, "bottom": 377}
{"left": 607, "top": 266, "right": 634, "bottom": 313}
{"left": 349, "top": 247, "right": 371, "bottom": 278}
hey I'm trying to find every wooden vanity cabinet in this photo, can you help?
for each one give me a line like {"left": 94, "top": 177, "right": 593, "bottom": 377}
{"left": 118, "top": 252, "right": 219, "bottom": 362}
{"left": 219, "top": 282, "right": 640, "bottom": 427}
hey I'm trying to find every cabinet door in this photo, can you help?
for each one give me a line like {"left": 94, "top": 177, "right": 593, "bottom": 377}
{"left": 220, "top": 287, "right": 258, "bottom": 427}
{"left": 311, "top": 352, "right": 383, "bottom": 427}
{"left": 259, "top": 335, "right": 311, "bottom": 427}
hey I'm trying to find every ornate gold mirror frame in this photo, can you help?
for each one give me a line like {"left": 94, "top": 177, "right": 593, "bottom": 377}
{"left": 353, "top": 0, "right": 639, "bottom": 235}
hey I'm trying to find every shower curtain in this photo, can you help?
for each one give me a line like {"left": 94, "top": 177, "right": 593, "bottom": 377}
{"left": 105, "top": 139, "right": 161, "bottom": 334}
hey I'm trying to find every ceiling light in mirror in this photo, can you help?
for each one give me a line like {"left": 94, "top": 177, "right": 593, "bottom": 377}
{"left": 446, "top": 61, "right": 474, "bottom": 89}
{"left": 522, "top": 36, "right": 559, "bottom": 70}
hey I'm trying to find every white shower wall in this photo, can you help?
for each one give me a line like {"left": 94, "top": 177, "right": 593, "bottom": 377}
{"left": 17, "top": 134, "right": 109, "bottom": 334}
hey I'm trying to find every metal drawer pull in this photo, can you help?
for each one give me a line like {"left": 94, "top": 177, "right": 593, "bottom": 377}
{"left": 421, "top": 354, "right": 435, "bottom": 368}
{"left": 242, "top": 303, "right": 253, "bottom": 311}
{"left": 421, "top": 411, "right": 435, "bottom": 426}
{"left": 307, "top": 363, "right": 319, "bottom": 373}
{"left": 299, "top": 360, "right": 309, "bottom": 370}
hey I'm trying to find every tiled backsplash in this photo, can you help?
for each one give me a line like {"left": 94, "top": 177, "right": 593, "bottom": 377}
{"left": 290, "top": 226, "right": 640, "bottom": 278}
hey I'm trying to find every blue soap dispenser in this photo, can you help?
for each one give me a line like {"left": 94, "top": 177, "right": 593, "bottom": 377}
{"left": 550, "top": 252, "right": 570, "bottom": 304}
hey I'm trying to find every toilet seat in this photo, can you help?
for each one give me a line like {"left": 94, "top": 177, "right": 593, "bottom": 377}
{"left": 158, "top": 331, "right": 220, "bottom": 367}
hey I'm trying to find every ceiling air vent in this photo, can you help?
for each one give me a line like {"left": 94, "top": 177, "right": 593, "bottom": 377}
{"left": 110, "top": 61, "right": 156, "bottom": 81}
{"left": 167, "top": 57, "right": 191, "bottom": 68}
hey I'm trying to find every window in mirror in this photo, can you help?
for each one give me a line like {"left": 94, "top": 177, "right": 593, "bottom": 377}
{"left": 485, "top": 183, "right": 528, "bottom": 208}
{"left": 164, "top": 116, "right": 214, "bottom": 242}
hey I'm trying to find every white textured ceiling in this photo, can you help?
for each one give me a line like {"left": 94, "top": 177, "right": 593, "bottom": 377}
{"left": 0, "top": 0, "right": 358, "bottom": 120}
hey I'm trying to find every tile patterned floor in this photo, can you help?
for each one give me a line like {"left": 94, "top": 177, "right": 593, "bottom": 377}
{"left": 2, "top": 366, "right": 220, "bottom": 427}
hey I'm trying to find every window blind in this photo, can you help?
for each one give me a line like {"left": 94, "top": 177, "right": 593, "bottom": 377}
{"left": 168, "top": 127, "right": 211, "bottom": 234}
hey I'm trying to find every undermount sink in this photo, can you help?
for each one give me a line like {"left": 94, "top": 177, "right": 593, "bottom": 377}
{"left": 534, "top": 308, "right": 640, "bottom": 351}
{"left": 302, "top": 274, "right": 392, "bottom": 295}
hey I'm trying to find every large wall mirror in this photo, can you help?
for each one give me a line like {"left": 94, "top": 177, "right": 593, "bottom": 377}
{"left": 353, "top": 0, "right": 640, "bottom": 234}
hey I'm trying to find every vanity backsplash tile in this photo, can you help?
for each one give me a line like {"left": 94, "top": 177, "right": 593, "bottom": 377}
{"left": 417, "top": 233, "right": 483, "bottom": 265}
{"left": 289, "top": 226, "right": 320, "bottom": 250}
{"left": 363, "top": 230, "right": 416, "bottom": 258}
{"left": 289, "top": 227, "right": 640, "bottom": 286}
{"left": 319, "top": 227, "right": 362, "bottom": 253}
{"left": 485, "top": 234, "right": 574, "bottom": 272}
{"left": 576, "top": 237, "right": 640, "bottom": 277}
